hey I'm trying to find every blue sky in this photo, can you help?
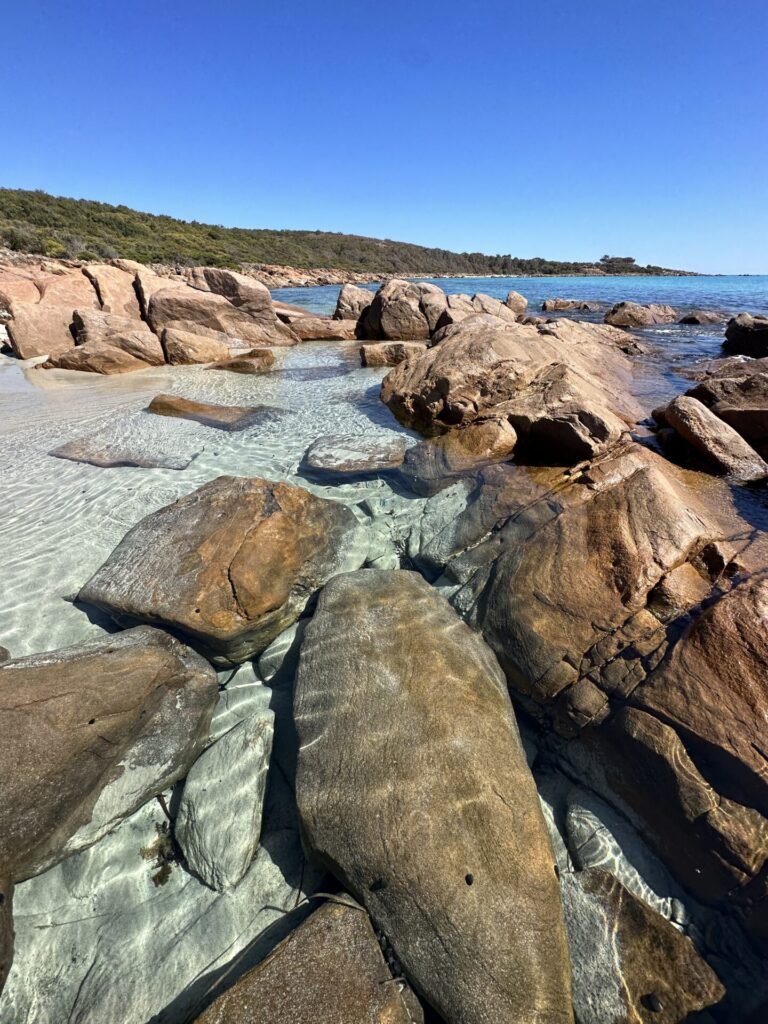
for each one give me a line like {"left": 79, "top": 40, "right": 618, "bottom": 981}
{"left": 2, "top": 0, "right": 767, "bottom": 273}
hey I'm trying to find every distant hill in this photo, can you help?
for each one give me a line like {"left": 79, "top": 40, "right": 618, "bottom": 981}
{"left": 0, "top": 188, "right": 696, "bottom": 277}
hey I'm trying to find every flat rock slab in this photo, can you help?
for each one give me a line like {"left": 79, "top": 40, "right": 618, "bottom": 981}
{"left": 50, "top": 436, "right": 196, "bottom": 470}
{"left": 147, "top": 394, "right": 286, "bottom": 431}
{"left": 193, "top": 902, "right": 422, "bottom": 1024}
{"left": 300, "top": 434, "right": 408, "bottom": 479}
{"left": 209, "top": 348, "right": 275, "bottom": 374}
{"left": 359, "top": 341, "right": 428, "bottom": 367}
{"left": 562, "top": 868, "right": 724, "bottom": 1024}
{"left": 0, "top": 626, "right": 218, "bottom": 883}
{"left": 78, "top": 476, "right": 366, "bottom": 663}
{"left": 295, "top": 569, "right": 574, "bottom": 1024}
{"left": 175, "top": 711, "right": 274, "bottom": 892}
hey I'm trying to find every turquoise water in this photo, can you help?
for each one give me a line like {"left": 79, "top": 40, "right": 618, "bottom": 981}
{"left": 274, "top": 275, "right": 768, "bottom": 405}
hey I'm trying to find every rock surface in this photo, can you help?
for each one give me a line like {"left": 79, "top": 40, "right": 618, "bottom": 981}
{"left": 505, "top": 289, "right": 528, "bottom": 315}
{"left": 604, "top": 301, "right": 678, "bottom": 327}
{"left": 147, "top": 394, "right": 286, "bottom": 431}
{"left": 723, "top": 313, "right": 768, "bottom": 357}
{"left": 289, "top": 316, "right": 358, "bottom": 341}
{"left": 561, "top": 868, "right": 724, "bottom": 1024}
{"left": 0, "top": 626, "right": 218, "bottom": 883}
{"left": 209, "top": 349, "right": 276, "bottom": 374}
{"left": 162, "top": 327, "right": 231, "bottom": 364}
{"left": 148, "top": 286, "right": 298, "bottom": 347}
{"left": 663, "top": 394, "right": 768, "bottom": 480}
{"left": 78, "top": 476, "right": 366, "bottom": 662}
{"left": 361, "top": 279, "right": 447, "bottom": 340}
{"left": 6, "top": 302, "right": 75, "bottom": 359}
{"left": 295, "top": 569, "right": 574, "bottom": 1024}
{"left": 193, "top": 901, "right": 422, "bottom": 1024}
{"left": 687, "top": 371, "right": 768, "bottom": 456}
{"left": 300, "top": 434, "right": 408, "bottom": 479}
{"left": 399, "top": 418, "right": 518, "bottom": 496}
{"left": 334, "top": 283, "right": 374, "bottom": 322}
{"left": 679, "top": 309, "right": 726, "bottom": 325}
{"left": 359, "top": 340, "right": 428, "bottom": 366}
{"left": 175, "top": 711, "right": 274, "bottom": 892}
{"left": 542, "top": 298, "right": 601, "bottom": 312}
{"left": 50, "top": 435, "right": 195, "bottom": 470}
{"left": 83, "top": 264, "right": 142, "bottom": 319}
{"left": 0, "top": 878, "right": 12, "bottom": 997}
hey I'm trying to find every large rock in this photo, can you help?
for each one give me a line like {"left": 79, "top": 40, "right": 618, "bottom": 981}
{"left": 295, "top": 570, "right": 574, "bottom": 1024}
{"left": 381, "top": 315, "right": 639, "bottom": 449}
{"left": 505, "top": 290, "right": 528, "bottom": 316}
{"left": 0, "top": 266, "right": 43, "bottom": 311}
{"left": 0, "top": 626, "right": 218, "bottom": 883}
{"left": 148, "top": 287, "right": 299, "bottom": 347}
{"left": 83, "top": 264, "right": 142, "bottom": 319}
{"left": 542, "top": 298, "right": 601, "bottom": 312}
{"left": 78, "top": 476, "right": 366, "bottom": 662}
{"left": 333, "top": 283, "right": 373, "bottom": 323}
{"left": 359, "top": 340, "right": 428, "bottom": 366}
{"left": 289, "top": 316, "right": 358, "bottom": 341}
{"left": 687, "top": 371, "right": 768, "bottom": 456}
{"left": 663, "top": 394, "right": 768, "bottom": 480}
{"left": 175, "top": 711, "right": 274, "bottom": 892}
{"left": 562, "top": 868, "right": 724, "bottom": 1024}
{"left": 193, "top": 902, "right": 422, "bottom": 1024}
{"left": 6, "top": 302, "right": 75, "bottom": 359}
{"left": 723, "top": 313, "right": 768, "bottom": 357}
{"left": 185, "top": 267, "right": 301, "bottom": 345}
{"left": 679, "top": 309, "right": 726, "bottom": 325}
{"left": 147, "top": 394, "right": 286, "bottom": 431}
{"left": 604, "top": 301, "right": 678, "bottom": 327}
{"left": 209, "top": 349, "right": 275, "bottom": 374}
{"left": 50, "top": 434, "right": 195, "bottom": 470}
{"left": 162, "top": 327, "right": 230, "bottom": 364}
{"left": 44, "top": 343, "right": 158, "bottom": 374}
{"left": 361, "top": 279, "right": 447, "bottom": 340}
{"left": 36, "top": 268, "right": 99, "bottom": 309}
{"left": 36, "top": 309, "right": 166, "bottom": 373}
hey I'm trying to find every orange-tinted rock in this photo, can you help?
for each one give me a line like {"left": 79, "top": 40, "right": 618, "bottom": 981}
{"left": 41, "top": 310, "right": 164, "bottom": 373}
{"left": 146, "top": 394, "right": 286, "bottom": 431}
{"left": 0, "top": 267, "right": 43, "bottom": 311}
{"left": 687, "top": 371, "right": 768, "bottom": 457}
{"left": 290, "top": 316, "right": 358, "bottom": 341}
{"left": 0, "top": 626, "right": 218, "bottom": 883}
{"left": 162, "top": 328, "right": 230, "bottom": 364}
{"left": 78, "top": 476, "right": 364, "bottom": 662}
{"left": 149, "top": 287, "right": 299, "bottom": 347}
{"left": 604, "top": 301, "right": 677, "bottom": 327}
{"left": 193, "top": 902, "right": 421, "bottom": 1024}
{"left": 333, "top": 283, "right": 373, "bottom": 323}
{"left": 399, "top": 418, "right": 518, "bottom": 495}
{"left": 359, "top": 340, "right": 428, "bottom": 366}
{"left": 83, "top": 264, "right": 142, "bottom": 319}
{"left": 209, "top": 349, "right": 276, "bottom": 374}
{"left": 361, "top": 279, "right": 447, "bottom": 340}
{"left": 36, "top": 267, "right": 99, "bottom": 309}
{"left": 6, "top": 302, "right": 75, "bottom": 358}
{"left": 664, "top": 394, "right": 768, "bottom": 480}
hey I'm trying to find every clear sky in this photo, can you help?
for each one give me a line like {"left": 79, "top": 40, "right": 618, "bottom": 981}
{"left": 2, "top": 0, "right": 767, "bottom": 273}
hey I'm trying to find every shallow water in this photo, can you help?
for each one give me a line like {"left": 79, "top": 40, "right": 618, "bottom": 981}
{"left": 0, "top": 341, "right": 417, "bottom": 657}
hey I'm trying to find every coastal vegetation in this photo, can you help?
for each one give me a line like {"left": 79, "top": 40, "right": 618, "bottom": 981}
{"left": 0, "top": 189, "right": 693, "bottom": 276}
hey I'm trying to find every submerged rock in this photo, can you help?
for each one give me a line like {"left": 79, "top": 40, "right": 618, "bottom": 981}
{"left": 50, "top": 434, "right": 196, "bottom": 470}
{"left": 723, "top": 312, "right": 768, "bottom": 357}
{"left": 663, "top": 394, "right": 768, "bottom": 480}
{"left": 147, "top": 393, "right": 286, "bottom": 431}
{"left": 398, "top": 418, "right": 518, "bottom": 496}
{"left": 193, "top": 901, "right": 422, "bottom": 1024}
{"left": 78, "top": 476, "right": 366, "bottom": 662}
{"left": 300, "top": 434, "right": 407, "bottom": 479}
{"left": 0, "top": 626, "right": 218, "bottom": 883}
{"left": 209, "top": 348, "right": 276, "bottom": 374}
{"left": 295, "top": 569, "right": 574, "bottom": 1024}
{"left": 175, "top": 711, "right": 274, "bottom": 892}
{"left": 604, "top": 301, "right": 678, "bottom": 327}
{"left": 561, "top": 868, "right": 724, "bottom": 1024}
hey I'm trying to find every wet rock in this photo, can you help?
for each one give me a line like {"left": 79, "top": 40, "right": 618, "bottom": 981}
{"left": 723, "top": 313, "right": 768, "bottom": 357}
{"left": 604, "top": 301, "right": 678, "bottom": 327}
{"left": 505, "top": 289, "right": 528, "bottom": 315}
{"left": 0, "top": 626, "right": 218, "bottom": 882}
{"left": 148, "top": 286, "right": 299, "bottom": 347}
{"left": 588, "top": 708, "right": 768, "bottom": 905}
{"left": 175, "top": 711, "right": 274, "bottom": 892}
{"left": 162, "top": 327, "right": 231, "bottom": 364}
{"left": 681, "top": 354, "right": 768, "bottom": 381}
{"left": 209, "top": 348, "right": 276, "bottom": 374}
{"left": 6, "top": 302, "right": 75, "bottom": 359}
{"left": 561, "top": 868, "right": 724, "bottom": 1024}
{"left": 78, "top": 476, "right": 366, "bottom": 663}
{"left": 300, "top": 434, "right": 407, "bottom": 480}
{"left": 399, "top": 418, "right": 517, "bottom": 496}
{"left": 83, "top": 264, "right": 142, "bottom": 319}
{"left": 663, "top": 394, "right": 768, "bottom": 480}
{"left": 1, "top": 795, "right": 320, "bottom": 1024}
{"left": 359, "top": 340, "right": 428, "bottom": 366}
{"left": 290, "top": 316, "right": 358, "bottom": 340}
{"left": 193, "top": 901, "right": 422, "bottom": 1024}
{"left": 542, "top": 298, "right": 601, "bottom": 312}
{"left": 147, "top": 394, "right": 286, "bottom": 431}
{"left": 50, "top": 435, "right": 195, "bottom": 470}
{"left": 0, "top": 877, "right": 12, "bottom": 997}
{"left": 295, "top": 569, "right": 574, "bottom": 1024}
{"left": 361, "top": 279, "right": 447, "bottom": 340}
{"left": 334, "top": 283, "right": 374, "bottom": 323}
{"left": 381, "top": 314, "right": 639, "bottom": 441}
{"left": 679, "top": 309, "right": 726, "bottom": 325}
{"left": 686, "top": 371, "right": 768, "bottom": 456}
